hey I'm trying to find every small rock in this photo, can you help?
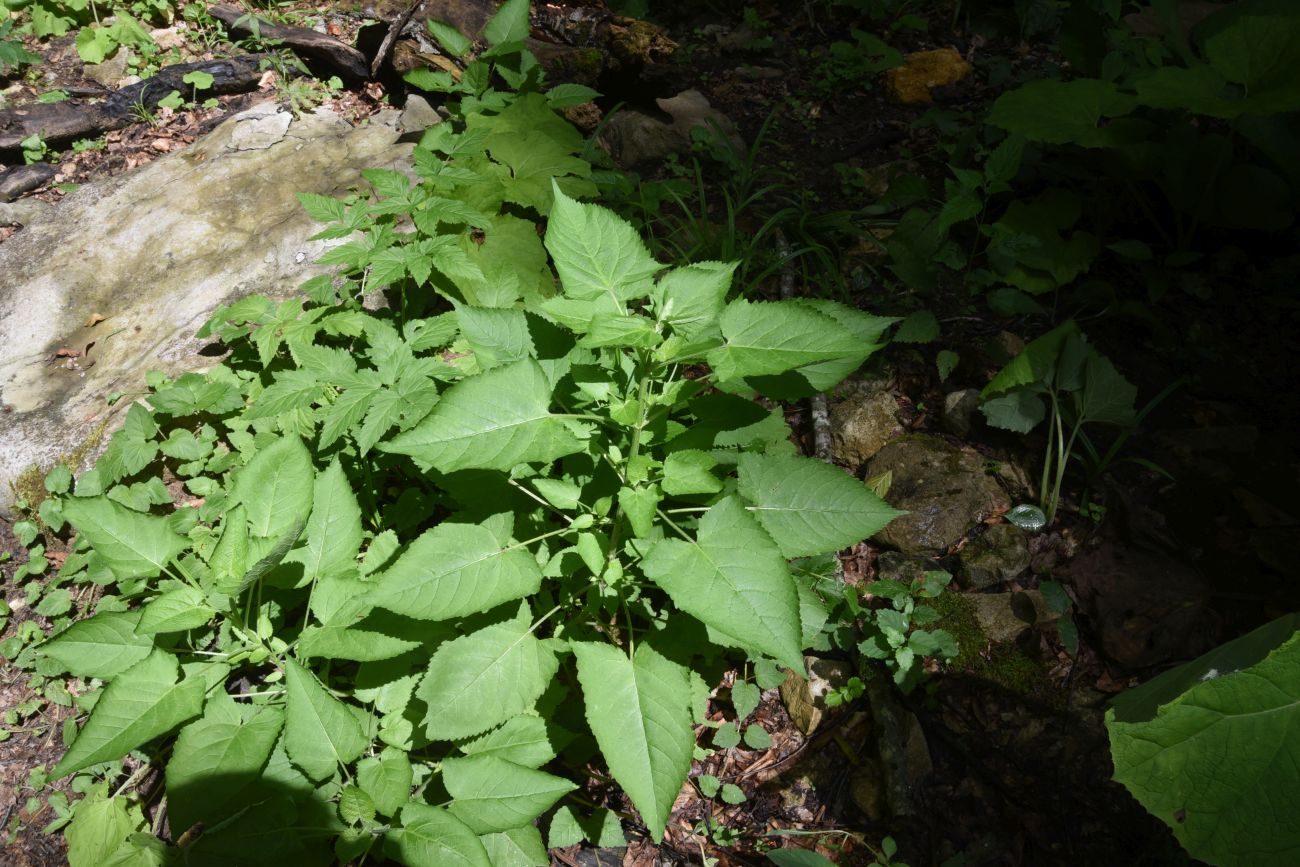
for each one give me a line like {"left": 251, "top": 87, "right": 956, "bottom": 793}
{"left": 398, "top": 94, "right": 441, "bottom": 139}
{"left": 940, "top": 388, "right": 981, "bottom": 437}
{"left": 988, "top": 330, "right": 1025, "bottom": 365}
{"left": 780, "top": 656, "right": 854, "bottom": 735}
{"left": 959, "top": 523, "right": 1030, "bottom": 589}
{"left": 886, "top": 48, "right": 972, "bottom": 105}
{"left": 865, "top": 435, "right": 1011, "bottom": 555}
{"left": 149, "top": 26, "right": 188, "bottom": 51}
{"left": 849, "top": 761, "right": 886, "bottom": 820}
{"left": 831, "top": 389, "right": 902, "bottom": 468}
{"left": 0, "top": 200, "right": 54, "bottom": 226}
{"left": 967, "top": 590, "right": 1057, "bottom": 644}
{"left": 0, "top": 164, "right": 57, "bottom": 203}
{"left": 874, "top": 551, "right": 935, "bottom": 585}
{"left": 83, "top": 49, "right": 133, "bottom": 88}
{"left": 598, "top": 90, "right": 741, "bottom": 167}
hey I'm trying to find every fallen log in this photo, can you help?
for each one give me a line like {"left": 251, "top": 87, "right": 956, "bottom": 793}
{"left": 0, "top": 164, "right": 57, "bottom": 203}
{"left": 0, "top": 56, "right": 265, "bottom": 153}
{"left": 208, "top": 4, "right": 370, "bottom": 85}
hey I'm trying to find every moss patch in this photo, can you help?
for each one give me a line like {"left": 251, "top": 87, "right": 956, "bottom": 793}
{"left": 932, "top": 591, "right": 1056, "bottom": 702}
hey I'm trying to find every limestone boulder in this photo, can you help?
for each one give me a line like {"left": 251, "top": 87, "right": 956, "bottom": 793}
{"left": 0, "top": 102, "right": 413, "bottom": 517}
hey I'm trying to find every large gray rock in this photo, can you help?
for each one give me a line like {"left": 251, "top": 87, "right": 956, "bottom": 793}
{"left": 598, "top": 89, "right": 742, "bottom": 167}
{"left": 865, "top": 434, "right": 1011, "bottom": 555}
{"left": 831, "top": 388, "right": 902, "bottom": 468}
{"left": 0, "top": 103, "right": 412, "bottom": 517}
{"left": 958, "top": 523, "right": 1030, "bottom": 589}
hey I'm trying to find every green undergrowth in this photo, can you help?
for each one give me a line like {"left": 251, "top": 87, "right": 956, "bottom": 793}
{"left": 13, "top": 4, "right": 924, "bottom": 865}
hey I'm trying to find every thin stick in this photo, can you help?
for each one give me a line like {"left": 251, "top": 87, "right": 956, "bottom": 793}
{"left": 371, "top": 0, "right": 425, "bottom": 78}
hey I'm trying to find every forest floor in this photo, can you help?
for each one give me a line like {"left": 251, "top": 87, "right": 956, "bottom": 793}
{"left": 3, "top": 2, "right": 1299, "bottom": 866}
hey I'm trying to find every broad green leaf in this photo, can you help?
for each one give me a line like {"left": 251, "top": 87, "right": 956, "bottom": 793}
{"left": 65, "top": 784, "right": 154, "bottom": 867}
{"left": 444, "top": 754, "right": 576, "bottom": 833}
{"left": 545, "top": 182, "right": 660, "bottom": 303}
{"left": 458, "top": 714, "right": 557, "bottom": 768}
{"left": 340, "top": 785, "right": 377, "bottom": 824}
{"left": 987, "top": 78, "right": 1139, "bottom": 147}
{"left": 1108, "top": 626, "right": 1300, "bottom": 866}
{"left": 357, "top": 747, "right": 413, "bottom": 817}
{"left": 738, "top": 453, "right": 903, "bottom": 558}
{"left": 53, "top": 650, "right": 205, "bottom": 777}
{"left": 653, "top": 260, "right": 736, "bottom": 339}
{"left": 457, "top": 305, "right": 535, "bottom": 369}
{"left": 136, "top": 585, "right": 216, "bottom": 633}
{"left": 545, "top": 82, "right": 600, "bottom": 108}
{"left": 383, "top": 360, "right": 582, "bottom": 472}
{"left": 390, "top": 803, "right": 491, "bottom": 867}
{"left": 482, "top": 0, "right": 529, "bottom": 45}
{"left": 573, "top": 642, "right": 693, "bottom": 842}
{"left": 980, "top": 391, "right": 1047, "bottom": 433}
{"left": 641, "top": 497, "right": 804, "bottom": 670}
{"left": 419, "top": 607, "right": 558, "bottom": 740}
{"left": 547, "top": 805, "right": 625, "bottom": 848}
{"left": 706, "top": 299, "right": 866, "bottom": 385}
{"left": 166, "top": 707, "right": 284, "bottom": 833}
{"left": 368, "top": 523, "right": 542, "bottom": 621}
{"left": 1081, "top": 353, "right": 1137, "bottom": 426}
{"left": 618, "top": 485, "right": 660, "bottom": 538}
{"left": 661, "top": 449, "right": 722, "bottom": 495}
{"left": 284, "top": 658, "right": 369, "bottom": 781}
{"left": 40, "top": 611, "right": 153, "bottom": 679}
{"left": 479, "top": 825, "right": 548, "bottom": 866}
{"left": 290, "top": 458, "right": 363, "bottom": 581}
{"left": 232, "top": 435, "right": 314, "bottom": 539}
{"left": 427, "top": 19, "right": 472, "bottom": 57}
{"left": 297, "top": 611, "right": 439, "bottom": 662}
{"left": 731, "top": 680, "right": 761, "bottom": 720}
{"left": 61, "top": 496, "right": 188, "bottom": 581}
{"left": 208, "top": 505, "right": 249, "bottom": 595}
{"left": 980, "top": 320, "right": 1080, "bottom": 400}
{"left": 244, "top": 369, "right": 324, "bottom": 419}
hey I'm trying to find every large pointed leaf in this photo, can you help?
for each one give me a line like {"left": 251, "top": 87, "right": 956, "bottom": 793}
{"left": 283, "top": 658, "right": 369, "bottom": 781}
{"left": 443, "top": 755, "right": 576, "bottom": 833}
{"left": 458, "top": 715, "right": 557, "bottom": 768}
{"left": 61, "top": 496, "right": 188, "bottom": 581}
{"left": 382, "top": 360, "right": 582, "bottom": 472}
{"left": 457, "top": 305, "right": 535, "bottom": 369}
{"left": 232, "top": 435, "right": 314, "bottom": 538}
{"left": 357, "top": 747, "right": 414, "bottom": 817}
{"left": 419, "top": 608, "right": 558, "bottom": 741}
{"left": 53, "top": 650, "right": 205, "bottom": 777}
{"left": 544, "top": 182, "right": 660, "bottom": 303}
{"left": 738, "top": 453, "right": 904, "bottom": 558}
{"left": 1107, "top": 621, "right": 1300, "bottom": 866}
{"left": 166, "top": 706, "right": 284, "bottom": 833}
{"left": 1081, "top": 353, "right": 1137, "bottom": 426}
{"left": 367, "top": 523, "right": 542, "bottom": 621}
{"left": 390, "top": 804, "right": 491, "bottom": 867}
{"left": 40, "top": 611, "right": 153, "bottom": 679}
{"left": 652, "top": 260, "right": 736, "bottom": 339}
{"left": 479, "top": 825, "right": 548, "bottom": 867}
{"left": 291, "top": 458, "right": 362, "bottom": 580}
{"left": 572, "top": 642, "right": 693, "bottom": 841}
{"left": 641, "top": 497, "right": 803, "bottom": 670}
{"left": 136, "top": 585, "right": 216, "bottom": 634}
{"left": 705, "top": 299, "right": 865, "bottom": 384}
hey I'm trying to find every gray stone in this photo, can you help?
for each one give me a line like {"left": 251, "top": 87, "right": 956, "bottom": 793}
{"left": 831, "top": 389, "right": 902, "bottom": 467}
{"left": 149, "top": 26, "right": 189, "bottom": 51}
{"left": 83, "top": 48, "right": 133, "bottom": 88}
{"left": 779, "top": 656, "right": 854, "bottom": 735}
{"left": 959, "top": 523, "right": 1030, "bottom": 589}
{"left": 598, "top": 89, "right": 742, "bottom": 167}
{"left": 0, "top": 102, "right": 411, "bottom": 517}
{"left": 0, "top": 200, "right": 54, "bottom": 226}
{"left": 865, "top": 435, "right": 1011, "bottom": 555}
{"left": 940, "top": 388, "right": 980, "bottom": 437}
{"left": 399, "top": 94, "right": 442, "bottom": 139}
{"left": 968, "top": 590, "right": 1057, "bottom": 643}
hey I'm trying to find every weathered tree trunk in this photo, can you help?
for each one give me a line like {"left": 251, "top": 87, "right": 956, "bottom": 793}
{"left": 208, "top": 5, "right": 370, "bottom": 84}
{"left": 0, "top": 56, "right": 265, "bottom": 153}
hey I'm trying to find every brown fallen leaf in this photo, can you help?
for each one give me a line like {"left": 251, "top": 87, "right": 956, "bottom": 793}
{"left": 151, "top": 138, "right": 172, "bottom": 153}
{"left": 54, "top": 347, "right": 81, "bottom": 358}
{"left": 84, "top": 313, "right": 106, "bottom": 327}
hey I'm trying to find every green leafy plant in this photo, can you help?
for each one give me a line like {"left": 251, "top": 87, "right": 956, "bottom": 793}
{"left": 979, "top": 321, "right": 1138, "bottom": 525}
{"left": 814, "top": 27, "right": 903, "bottom": 95}
{"left": 20, "top": 130, "right": 48, "bottom": 163}
{"left": 857, "top": 568, "right": 957, "bottom": 690}
{"left": 1107, "top": 614, "right": 1300, "bottom": 866}
{"left": 0, "top": 17, "right": 40, "bottom": 72}
{"left": 34, "top": 5, "right": 903, "bottom": 862}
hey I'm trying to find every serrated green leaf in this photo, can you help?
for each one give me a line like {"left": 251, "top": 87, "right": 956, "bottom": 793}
{"left": 208, "top": 505, "right": 249, "bottom": 595}
{"left": 61, "top": 496, "right": 189, "bottom": 581}
{"left": 382, "top": 360, "right": 582, "bottom": 472}
{"left": 479, "top": 825, "right": 549, "bottom": 866}
{"left": 573, "top": 642, "right": 693, "bottom": 842}
{"left": 284, "top": 658, "right": 369, "bottom": 781}
{"left": 738, "top": 453, "right": 903, "bottom": 558}
{"left": 40, "top": 611, "right": 154, "bottom": 679}
{"left": 980, "top": 391, "right": 1047, "bottom": 433}
{"left": 482, "top": 0, "right": 529, "bottom": 45}
{"left": 65, "top": 784, "right": 154, "bottom": 867}
{"left": 1108, "top": 626, "right": 1300, "bottom": 866}
{"left": 444, "top": 754, "right": 576, "bottom": 833}
{"left": 368, "top": 522, "right": 542, "bottom": 621}
{"left": 339, "top": 785, "right": 377, "bottom": 825}
{"left": 165, "top": 706, "right": 283, "bottom": 833}
{"left": 53, "top": 650, "right": 205, "bottom": 777}
{"left": 297, "top": 192, "right": 346, "bottom": 223}
{"left": 641, "top": 497, "right": 804, "bottom": 670}
{"left": 419, "top": 608, "right": 558, "bottom": 740}
{"left": 458, "top": 714, "right": 557, "bottom": 768}
{"left": 706, "top": 299, "right": 866, "bottom": 385}
{"left": 245, "top": 370, "right": 324, "bottom": 419}
{"left": 358, "top": 747, "right": 413, "bottom": 816}
{"left": 652, "top": 260, "right": 735, "bottom": 339}
{"left": 545, "top": 182, "right": 660, "bottom": 303}
{"left": 661, "top": 449, "right": 723, "bottom": 495}
{"left": 731, "top": 680, "right": 760, "bottom": 720}
{"left": 136, "top": 585, "right": 216, "bottom": 634}
{"left": 391, "top": 803, "right": 492, "bottom": 867}
{"left": 298, "top": 611, "right": 439, "bottom": 661}
{"left": 232, "top": 436, "right": 314, "bottom": 539}
{"left": 293, "top": 458, "right": 363, "bottom": 581}
{"left": 427, "top": 19, "right": 472, "bottom": 57}
{"left": 457, "top": 305, "right": 535, "bottom": 369}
